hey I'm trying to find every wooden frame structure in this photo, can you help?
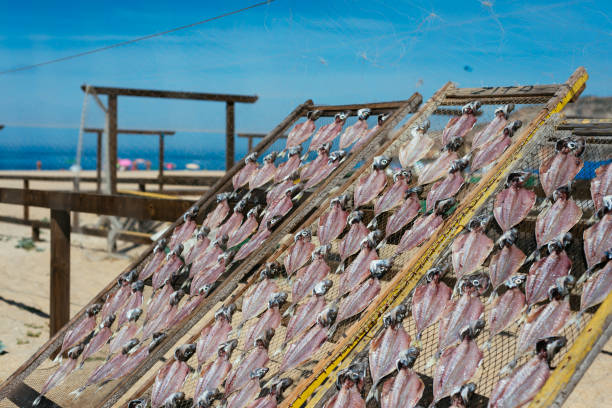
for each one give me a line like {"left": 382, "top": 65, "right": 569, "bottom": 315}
{"left": 0, "top": 187, "right": 195, "bottom": 336}
{"left": 80, "top": 85, "right": 258, "bottom": 193}
{"left": 0, "top": 94, "right": 422, "bottom": 408}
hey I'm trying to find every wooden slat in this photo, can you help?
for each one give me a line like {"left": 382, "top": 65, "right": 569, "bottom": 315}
{"left": 81, "top": 85, "right": 258, "bottom": 103}
{"left": 445, "top": 84, "right": 562, "bottom": 98}
{"left": 84, "top": 128, "right": 176, "bottom": 135}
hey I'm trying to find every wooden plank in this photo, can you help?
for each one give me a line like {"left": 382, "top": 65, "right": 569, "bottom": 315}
{"left": 158, "top": 134, "right": 164, "bottom": 191}
{"left": 8, "top": 382, "right": 60, "bottom": 408}
{"left": 226, "top": 101, "right": 235, "bottom": 170}
{"left": 0, "top": 188, "right": 194, "bottom": 222}
{"left": 107, "top": 94, "right": 118, "bottom": 194}
{"left": 96, "top": 131, "right": 102, "bottom": 193}
{"left": 81, "top": 85, "right": 258, "bottom": 103}
{"left": 84, "top": 128, "right": 176, "bottom": 135}
{"left": 0, "top": 174, "right": 221, "bottom": 186}
{"left": 445, "top": 84, "right": 562, "bottom": 98}
{"left": 50, "top": 209, "right": 70, "bottom": 337}
{"left": 311, "top": 98, "right": 420, "bottom": 114}
{"left": 23, "top": 179, "right": 29, "bottom": 221}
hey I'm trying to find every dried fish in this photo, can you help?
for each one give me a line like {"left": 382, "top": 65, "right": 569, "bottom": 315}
{"left": 275, "top": 146, "right": 302, "bottom": 183}
{"left": 250, "top": 152, "right": 278, "bottom": 190}
{"left": 117, "top": 280, "right": 145, "bottom": 327}
{"left": 287, "top": 110, "right": 320, "bottom": 148}
{"left": 267, "top": 174, "right": 298, "bottom": 207}
{"left": 241, "top": 263, "right": 281, "bottom": 325}
{"left": 109, "top": 334, "right": 166, "bottom": 382}
{"left": 169, "top": 207, "right": 198, "bottom": 250}
{"left": 583, "top": 199, "right": 612, "bottom": 269}
{"left": 260, "top": 184, "right": 301, "bottom": 228}
{"left": 399, "top": 120, "right": 433, "bottom": 168}
{"left": 101, "top": 270, "right": 138, "bottom": 320}
{"left": 340, "top": 109, "right": 371, "bottom": 149}
{"left": 184, "top": 228, "right": 211, "bottom": 266}
{"left": 80, "top": 314, "right": 116, "bottom": 365}
{"left": 139, "top": 240, "right": 168, "bottom": 280}
{"left": 318, "top": 195, "right": 350, "bottom": 246}
{"left": 203, "top": 192, "right": 231, "bottom": 230}
{"left": 380, "top": 348, "right": 424, "bottom": 408}
{"left": 152, "top": 246, "right": 184, "bottom": 291}
{"left": 472, "top": 104, "right": 513, "bottom": 150}
{"left": 339, "top": 212, "right": 370, "bottom": 262}
{"left": 525, "top": 237, "right": 572, "bottom": 306}
{"left": 228, "top": 207, "right": 260, "bottom": 248}
{"left": 493, "top": 172, "right": 536, "bottom": 232}
{"left": 489, "top": 229, "right": 526, "bottom": 291}
{"left": 59, "top": 303, "right": 101, "bottom": 357}
{"left": 190, "top": 251, "right": 233, "bottom": 295}
{"left": 591, "top": 163, "right": 612, "bottom": 212}
{"left": 441, "top": 101, "right": 480, "bottom": 145}
{"left": 324, "top": 362, "right": 367, "bottom": 408}
{"left": 150, "top": 344, "right": 196, "bottom": 408}
{"left": 191, "top": 236, "right": 228, "bottom": 277}
{"left": 490, "top": 337, "right": 566, "bottom": 408}
{"left": 426, "top": 158, "right": 468, "bottom": 212}
{"left": 338, "top": 234, "right": 382, "bottom": 296}
{"left": 225, "top": 330, "right": 274, "bottom": 395}
{"left": 246, "top": 378, "right": 293, "bottom": 408}
{"left": 147, "top": 280, "right": 176, "bottom": 321}
{"left": 309, "top": 112, "right": 348, "bottom": 151}
{"left": 579, "top": 253, "right": 612, "bottom": 314}
{"left": 488, "top": 275, "right": 527, "bottom": 343}
{"left": 194, "top": 340, "right": 238, "bottom": 407}
{"left": 353, "top": 156, "right": 391, "bottom": 208}
{"left": 233, "top": 153, "right": 259, "bottom": 190}
{"left": 535, "top": 186, "right": 582, "bottom": 248}
{"left": 539, "top": 137, "right": 585, "bottom": 197}
{"left": 110, "top": 308, "right": 142, "bottom": 355}
{"left": 433, "top": 320, "right": 484, "bottom": 405}
{"left": 291, "top": 246, "right": 331, "bottom": 304}
{"left": 34, "top": 345, "right": 84, "bottom": 406}
{"left": 300, "top": 143, "right": 331, "bottom": 181}
{"left": 304, "top": 150, "right": 346, "bottom": 190}
{"left": 395, "top": 198, "right": 455, "bottom": 255}
{"left": 471, "top": 120, "right": 522, "bottom": 171}
{"left": 451, "top": 215, "right": 494, "bottom": 279}
{"left": 216, "top": 198, "right": 247, "bottom": 240}
{"left": 284, "top": 229, "right": 316, "bottom": 277}
{"left": 233, "top": 216, "right": 281, "bottom": 261}
{"left": 286, "top": 280, "right": 333, "bottom": 342}
{"left": 412, "top": 268, "right": 452, "bottom": 342}
{"left": 374, "top": 168, "right": 412, "bottom": 216}
{"left": 418, "top": 138, "right": 464, "bottom": 185}
{"left": 244, "top": 292, "right": 287, "bottom": 350}
{"left": 226, "top": 367, "right": 270, "bottom": 408}
{"left": 197, "top": 304, "right": 236, "bottom": 368}
{"left": 385, "top": 187, "right": 422, "bottom": 237}
{"left": 142, "top": 290, "right": 185, "bottom": 339}
{"left": 353, "top": 113, "right": 388, "bottom": 151}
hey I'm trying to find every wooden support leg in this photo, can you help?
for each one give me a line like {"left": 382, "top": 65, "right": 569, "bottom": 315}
{"left": 159, "top": 133, "right": 164, "bottom": 192}
{"left": 31, "top": 222, "right": 41, "bottom": 242}
{"left": 50, "top": 209, "right": 70, "bottom": 337}
{"left": 226, "top": 101, "right": 235, "bottom": 170}
{"left": 23, "top": 179, "right": 29, "bottom": 221}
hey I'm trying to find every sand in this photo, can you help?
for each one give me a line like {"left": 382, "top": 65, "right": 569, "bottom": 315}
{"left": 0, "top": 171, "right": 611, "bottom": 406}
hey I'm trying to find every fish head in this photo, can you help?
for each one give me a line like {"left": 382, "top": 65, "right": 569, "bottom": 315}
{"left": 357, "top": 108, "right": 371, "bottom": 120}
{"left": 123, "top": 338, "right": 141, "bottom": 355}
{"left": 264, "top": 152, "right": 277, "bottom": 164}
{"left": 294, "top": 229, "right": 312, "bottom": 242}
{"left": 233, "top": 197, "right": 248, "bottom": 213}
{"left": 449, "top": 157, "right": 470, "bottom": 174}
{"left": 86, "top": 303, "right": 103, "bottom": 317}
{"left": 370, "top": 258, "right": 393, "bottom": 279}
{"left": 405, "top": 185, "right": 424, "bottom": 199}
{"left": 497, "top": 228, "right": 518, "bottom": 249}
{"left": 450, "top": 383, "right": 477, "bottom": 408}
{"left": 328, "top": 150, "right": 347, "bottom": 164}
{"left": 416, "top": 119, "right": 431, "bottom": 133}
{"left": 312, "top": 244, "right": 331, "bottom": 261}
{"left": 269, "top": 292, "right": 288, "bottom": 308}
{"left": 361, "top": 230, "right": 382, "bottom": 249}
{"left": 313, "top": 279, "right": 333, "bottom": 296}
{"left": 153, "top": 240, "right": 167, "bottom": 254}
{"left": 444, "top": 136, "right": 464, "bottom": 152}
{"left": 505, "top": 171, "right": 529, "bottom": 188}
{"left": 467, "top": 214, "right": 490, "bottom": 232}
{"left": 250, "top": 367, "right": 269, "bottom": 380}
{"left": 383, "top": 304, "right": 407, "bottom": 328}
{"left": 162, "top": 392, "right": 185, "bottom": 408}
{"left": 182, "top": 211, "right": 194, "bottom": 223}
{"left": 148, "top": 333, "right": 166, "bottom": 353}
{"left": 196, "top": 390, "right": 219, "bottom": 408}
{"left": 503, "top": 120, "right": 522, "bottom": 138}
{"left": 317, "top": 305, "right": 339, "bottom": 327}
{"left": 459, "top": 273, "right": 490, "bottom": 296}
{"left": 505, "top": 274, "right": 527, "bottom": 289}
{"left": 552, "top": 185, "right": 571, "bottom": 202}
{"left": 459, "top": 319, "right": 485, "bottom": 340}
{"left": 246, "top": 205, "right": 262, "bottom": 220}
{"left": 378, "top": 113, "right": 390, "bottom": 126}
{"left": 330, "top": 194, "right": 349, "bottom": 210}
{"left": 268, "top": 377, "right": 293, "bottom": 398}
{"left": 335, "top": 111, "right": 350, "bottom": 123}
{"left": 131, "top": 280, "right": 145, "bottom": 293}
{"left": 536, "top": 336, "right": 567, "bottom": 365}
{"left": 127, "top": 398, "right": 148, "bottom": 408}
{"left": 126, "top": 308, "right": 143, "bottom": 323}
{"left": 318, "top": 142, "right": 332, "bottom": 155}
{"left": 425, "top": 267, "right": 443, "bottom": 283}
{"left": 255, "top": 328, "right": 276, "bottom": 349}
{"left": 67, "top": 343, "right": 85, "bottom": 359}
{"left": 174, "top": 343, "right": 196, "bottom": 362}
{"left": 245, "top": 152, "right": 258, "bottom": 164}
{"left": 336, "top": 361, "right": 367, "bottom": 389}
{"left": 547, "top": 233, "right": 572, "bottom": 254}
{"left": 393, "top": 168, "right": 412, "bottom": 183}
{"left": 101, "top": 314, "right": 116, "bottom": 328}
{"left": 285, "top": 183, "right": 302, "bottom": 198}
{"left": 287, "top": 145, "right": 302, "bottom": 157}
{"left": 215, "top": 303, "right": 236, "bottom": 322}
{"left": 397, "top": 347, "right": 420, "bottom": 370}
{"left": 307, "top": 110, "right": 322, "bottom": 121}
{"left": 215, "top": 192, "right": 229, "bottom": 204}
{"left": 348, "top": 210, "right": 364, "bottom": 226}
{"left": 124, "top": 269, "right": 139, "bottom": 284}
{"left": 218, "top": 339, "right": 238, "bottom": 358}
{"left": 266, "top": 215, "right": 284, "bottom": 230}
{"left": 495, "top": 103, "right": 515, "bottom": 119}
{"left": 198, "top": 284, "right": 214, "bottom": 297}
{"left": 197, "top": 226, "right": 211, "bottom": 240}
{"left": 373, "top": 155, "right": 392, "bottom": 170}
{"left": 169, "top": 290, "right": 185, "bottom": 306}
{"left": 435, "top": 197, "right": 456, "bottom": 215}
{"left": 219, "top": 249, "right": 236, "bottom": 265}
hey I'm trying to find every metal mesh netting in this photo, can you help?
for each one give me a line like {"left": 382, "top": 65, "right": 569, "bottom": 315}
{"left": 309, "top": 115, "right": 612, "bottom": 408}
{"left": 122, "top": 98, "right": 553, "bottom": 407}
{"left": 1, "top": 101, "right": 417, "bottom": 408}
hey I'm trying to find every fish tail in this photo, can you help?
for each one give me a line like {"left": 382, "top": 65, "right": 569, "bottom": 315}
{"left": 500, "top": 359, "right": 517, "bottom": 376}
{"left": 367, "top": 216, "right": 378, "bottom": 230}
{"left": 32, "top": 396, "right": 42, "bottom": 406}
{"left": 376, "top": 238, "right": 387, "bottom": 251}
{"left": 365, "top": 382, "right": 381, "bottom": 404}
{"left": 335, "top": 261, "right": 345, "bottom": 274}
{"left": 53, "top": 353, "right": 62, "bottom": 364}
{"left": 69, "top": 386, "right": 85, "bottom": 400}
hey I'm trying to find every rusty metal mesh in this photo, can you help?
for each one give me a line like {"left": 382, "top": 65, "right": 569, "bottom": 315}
{"left": 309, "top": 116, "right": 612, "bottom": 408}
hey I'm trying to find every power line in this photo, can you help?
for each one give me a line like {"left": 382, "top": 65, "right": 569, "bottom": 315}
{"left": 0, "top": 0, "right": 277, "bottom": 75}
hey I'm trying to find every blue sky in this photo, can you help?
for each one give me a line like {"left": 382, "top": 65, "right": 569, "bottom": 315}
{"left": 0, "top": 0, "right": 611, "bottom": 134}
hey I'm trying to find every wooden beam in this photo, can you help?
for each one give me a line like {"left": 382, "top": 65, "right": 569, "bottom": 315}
{"left": 81, "top": 85, "right": 258, "bottom": 103}
{"left": 84, "top": 127, "right": 176, "bottom": 136}
{"left": 96, "top": 130, "right": 102, "bottom": 193}
{"left": 226, "top": 101, "right": 235, "bottom": 170}
{"left": 159, "top": 134, "right": 164, "bottom": 191}
{"left": 23, "top": 179, "right": 29, "bottom": 221}
{"left": 0, "top": 188, "right": 194, "bottom": 222}
{"left": 445, "top": 84, "right": 562, "bottom": 98}
{"left": 107, "top": 95, "right": 118, "bottom": 194}
{"left": 311, "top": 98, "right": 420, "bottom": 115}
{"left": 50, "top": 209, "right": 70, "bottom": 336}
{"left": 0, "top": 174, "right": 221, "bottom": 186}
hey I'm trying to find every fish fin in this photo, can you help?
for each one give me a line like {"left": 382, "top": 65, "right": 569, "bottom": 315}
{"left": 365, "top": 382, "right": 381, "bottom": 404}
{"left": 69, "top": 386, "right": 85, "bottom": 400}
{"left": 500, "top": 359, "right": 517, "bottom": 376}
{"left": 367, "top": 216, "right": 378, "bottom": 230}
{"left": 335, "top": 261, "right": 345, "bottom": 274}
{"left": 376, "top": 238, "right": 387, "bottom": 251}
{"left": 32, "top": 396, "right": 42, "bottom": 406}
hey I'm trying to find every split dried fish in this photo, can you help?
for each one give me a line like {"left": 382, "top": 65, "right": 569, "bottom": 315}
{"left": 139, "top": 240, "right": 168, "bottom": 281}
{"left": 225, "top": 330, "right": 274, "bottom": 395}
{"left": 309, "top": 112, "right": 348, "bottom": 151}
{"left": 395, "top": 198, "right": 455, "bottom": 255}
{"left": 380, "top": 348, "right": 424, "bottom": 408}
{"left": 418, "top": 137, "right": 464, "bottom": 186}
{"left": 591, "top": 163, "right": 612, "bottom": 212}
{"left": 441, "top": 101, "right": 480, "bottom": 145}
{"left": 583, "top": 199, "right": 612, "bottom": 269}
{"left": 169, "top": 207, "right": 198, "bottom": 250}
{"left": 233, "top": 153, "right": 259, "bottom": 190}
{"left": 197, "top": 304, "right": 236, "bottom": 368}
{"left": 318, "top": 195, "right": 350, "bottom": 246}
{"left": 274, "top": 146, "right": 302, "bottom": 183}
{"left": 399, "top": 120, "right": 433, "bottom": 168}
{"left": 472, "top": 104, "right": 513, "bottom": 150}
{"left": 340, "top": 109, "right": 371, "bottom": 149}
{"left": 525, "top": 237, "right": 572, "bottom": 307}
{"left": 451, "top": 216, "right": 494, "bottom": 279}
{"left": 493, "top": 172, "right": 536, "bottom": 232}
{"left": 426, "top": 158, "right": 468, "bottom": 212}
{"left": 150, "top": 344, "right": 196, "bottom": 408}
{"left": 539, "top": 137, "right": 585, "bottom": 197}
{"left": 353, "top": 156, "right": 391, "bottom": 208}
{"left": 286, "top": 279, "right": 332, "bottom": 342}
{"left": 385, "top": 187, "right": 422, "bottom": 237}
{"left": 412, "top": 268, "right": 452, "bottom": 342}
{"left": 304, "top": 150, "right": 346, "bottom": 190}
{"left": 471, "top": 120, "right": 522, "bottom": 171}
{"left": 287, "top": 111, "right": 319, "bottom": 148}
{"left": 338, "top": 212, "right": 369, "bottom": 263}
{"left": 34, "top": 345, "right": 84, "bottom": 406}
{"left": 291, "top": 245, "right": 331, "bottom": 304}
{"left": 244, "top": 292, "right": 287, "bottom": 350}
{"left": 535, "top": 186, "right": 582, "bottom": 248}
{"left": 250, "top": 152, "right": 278, "bottom": 190}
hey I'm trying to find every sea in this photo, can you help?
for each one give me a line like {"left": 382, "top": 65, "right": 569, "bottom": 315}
{"left": 0, "top": 127, "right": 254, "bottom": 171}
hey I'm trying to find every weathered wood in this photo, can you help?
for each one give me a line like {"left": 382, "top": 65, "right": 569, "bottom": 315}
{"left": 107, "top": 94, "right": 118, "bottom": 194}
{"left": 311, "top": 98, "right": 421, "bottom": 115}
{"left": 96, "top": 131, "right": 102, "bottom": 193}
{"left": 84, "top": 127, "right": 176, "bottom": 136}
{"left": 23, "top": 179, "right": 29, "bottom": 221}
{"left": 8, "top": 382, "right": 60, "bottom": 408}
{"left": 0, "top": 173, "right": 221, "bottom": 186}
{"left": 81, "top": 85, "right": 258, "bottom": 103}
{"left": 445, "top": 84, "right": 562, "bottom": 98}
{"left": 226, "top": 101, "right": 235, "bottom": 169}
{"left": 31, "top": 221, "right": 41, "bottom": 241}
{"left": 50, "top": 209, "right": 70, "bottom": 337}
{"left": 158, "top": 134, "right": 164, "bottom": 191}
{"left": 0, "top": 188, "right": 194, "bottom": 222}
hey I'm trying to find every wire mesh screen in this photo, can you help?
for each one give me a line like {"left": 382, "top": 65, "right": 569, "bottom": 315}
{"left": 116, "top": 96, "right": 558, "bottom": 408}
{"left": 308, "top": 115, "right": 612, "bottom": 408}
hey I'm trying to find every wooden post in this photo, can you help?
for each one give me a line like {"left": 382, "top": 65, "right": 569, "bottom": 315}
{"left": 248, "top": 135, "right": 253, "bottom": 153}
{"left": 107, "top": 95, "right": 118, "bottom": 194}
{"left": 50, "top": 209, "right": 70, "bottom": 337}
{"left": 158, "top": 133, "right": 164, "bottom": 192}
{"left": 23, "top": 179, "right": 29, "bottom": 221}
{"left": 31, "top": 222, "right": 41, "bottom": 242}
{"left": 226, "top": 101, "right": 235, "bottom": 170}
{"left": 96, "top": 130, "right": 102, "bottom": 193}
{"left": 72, "top": 178, "right": 80, "bottom": 232}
